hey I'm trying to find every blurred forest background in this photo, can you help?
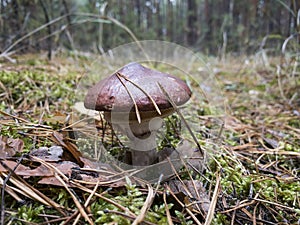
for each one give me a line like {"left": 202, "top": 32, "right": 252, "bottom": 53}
{"left": 0, "top": 0, "right": 299, "bottom": 59}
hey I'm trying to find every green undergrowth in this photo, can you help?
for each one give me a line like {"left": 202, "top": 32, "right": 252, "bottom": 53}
{"left": 0, "top": 55, "right": 299, "bottom": 224}
{"left": 0, "top": 69, "right": 79, "bottom": 113}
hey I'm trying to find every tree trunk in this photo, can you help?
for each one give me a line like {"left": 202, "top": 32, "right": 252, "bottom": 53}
{"left": 39, "top": 0, "right": 52, "bottom": 60}
{"left": 186, "top": 0, "right": 198, "bottom": 46}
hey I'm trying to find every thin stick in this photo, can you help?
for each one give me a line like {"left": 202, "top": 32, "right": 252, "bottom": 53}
{"left": 132, "top": 185, "right": 155, "bottom": 225}
{"left": 54, "top": 174, "right": 93, "bottom": 225}
{"left": 116, "top": 72, "right": 141, "bottom": 123}
{"left": 73, "top": 181, "right": 100, "bottom": 225}
{"left": 31, "top": 156, "right": 136, "bottom": 218}
{"left": 157, "top": 82, "right": 203, "bottom": 156}
{"left": 0, "top": 14, "right": 70, "bottom": 57}
{"left": 166, "top": 158, "right": 203, "bottom": 225}
{"left": 163, "top": 190, "right": 174, "bottom": 225}
{"left": 204, "top": 171, "right": 221, "bottom": 225}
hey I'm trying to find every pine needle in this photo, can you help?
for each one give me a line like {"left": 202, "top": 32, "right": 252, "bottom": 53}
{"left": 157, "top": 82, "right": 203, "bottom": 156}
{"left": 116, "top": 72, "right": 141, "bottom": 123}
{"left": 117, "top": 72, "right": 162, "bottom": 115}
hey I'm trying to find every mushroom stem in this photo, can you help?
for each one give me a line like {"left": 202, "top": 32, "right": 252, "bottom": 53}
{"left": 130, "top": 134, "right": 157, "bottom": 166}
{"left": 110, "top": 117, "right": 162, "bottom": 166}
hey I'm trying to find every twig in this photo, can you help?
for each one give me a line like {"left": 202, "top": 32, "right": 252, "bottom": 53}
{"left": 117, "top": 72, "right": 162, "bottom": 115}
{"left": 132, "top": 185, "right": 155, "bottom": 225}
{"left": 0, "top": 155, "right": 25, "bottom": 225}
{"left": 73, "top": 181, "right": 99, "bottom": 225}
{"left": 157, "top": 82, "right": 203, "bottom": 156}
{"left": 115, "top": 72, "right": 141, "bottom": 123}
{"left": 54, "top": 174, "right": 93, "bottom": 225}
{"left": 163, "top": 190, "right": 174, "bottom": 225}
{"left": 204, "top": 171, "right": 221, "bottom": 225}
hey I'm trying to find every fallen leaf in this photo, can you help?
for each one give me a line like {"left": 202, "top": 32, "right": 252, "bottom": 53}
{"left": 0, "top": 160, "right": 32, "bottom": 174}
{"left": 51, "top": 131, "right": 83, "bottom": 167}
{"left": 30, "top": 146, "right": 63, "bottom": 162}
{"left": 168, "top": 180, "right": 210, "bottom": 215}
{"left": 0, "top": 136, "right": 24, "bottom": 158}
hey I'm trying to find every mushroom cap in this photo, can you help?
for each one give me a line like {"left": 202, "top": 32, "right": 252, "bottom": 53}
{"left": 84, "top": 62, "right": 192, "bottom": 119}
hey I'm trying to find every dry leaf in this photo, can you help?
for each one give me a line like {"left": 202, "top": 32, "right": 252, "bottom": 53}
{"left": 51, "top": 131, "right": 83, "bottom": 167}
{"left": 168, "top": 180, "right": 210, "bottom": 214}
{"left": 0, "top": 136, "right": 24, "bottom": 158}
{"left": 0, "top": 160, "right": 32, "bottom": 174}
{"left": 30, "top": 146, "right": 63, "bottom": 162}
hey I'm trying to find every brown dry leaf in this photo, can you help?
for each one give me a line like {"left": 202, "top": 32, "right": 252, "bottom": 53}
{"left": 0, "top": 159, "right": 54, "bottom": 178}
{"left": 16, "top": 161, "right": 79, "bottom": 179}
{"left": 37, "top": 160, "right": 126, "bottom": 187}
{"left": 30, "top": 146, "right": 63, "bottom": 162}
{"left": 80, "top": 157, "right": 114, "bottom": 172}
{"left": 14, "top": 164, "right": 53, "bottom": 178}
{"left": 55, "top": 161, "right": 80, "bottom": 177}
{"left": 0, "top": 136, "right": 24, "bottom": 158}
{"left": 168, "top": 180, "right": 210, "bottom": 215}
{"left": 38, "top": 176, "right": 67, "bottom": 186}
{"left": 0, "top": 160, "right": 32, "bottom": 174}
{"left": 0, "top": 158, "right": 80, "bottom": 179}
{"left": 51, "top": 131, "right": 83, "bottom": 167}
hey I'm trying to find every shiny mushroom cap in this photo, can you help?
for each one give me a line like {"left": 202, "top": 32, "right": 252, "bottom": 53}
{"left": 84, "top": 62, "right": 192, "bottom": 122}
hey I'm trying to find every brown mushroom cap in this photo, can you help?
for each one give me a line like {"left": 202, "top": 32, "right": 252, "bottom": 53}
{"left": 84, "top": 62, "right": 192, "bottom": 120}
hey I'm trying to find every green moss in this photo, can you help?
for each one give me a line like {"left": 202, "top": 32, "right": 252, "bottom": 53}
{"left": 91, "top": 183, "right": 170, "bottom": 224}
{"left": 0, "top": 70, "right": 77, "bottom": 111}
{"left": 15, "top": 204, "right": 44, "bottom": 224}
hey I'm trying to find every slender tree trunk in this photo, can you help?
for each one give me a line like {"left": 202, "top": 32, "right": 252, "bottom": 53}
{"left": 186, "top": 0, "right": 197, "bottom": 46}
{"left": 39, "top": 0, "right": 52, "bottom": 60}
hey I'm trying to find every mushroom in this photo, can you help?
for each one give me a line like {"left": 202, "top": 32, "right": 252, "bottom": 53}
{"left": 84, "top": 62, "right": 192, "bottom": 166}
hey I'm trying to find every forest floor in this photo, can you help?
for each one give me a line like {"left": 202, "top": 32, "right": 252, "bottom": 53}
{"left": 0, "top": 53, "right": 299, "bottom": 224}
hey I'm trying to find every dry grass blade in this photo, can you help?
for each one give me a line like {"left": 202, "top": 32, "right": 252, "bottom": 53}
{"left": 163, "top": 190, "right": 174, "bottom": 225}
{"left": 0, "top": 110, "right": 30, "bottom": 123}
{"left": 253, "top": 202, "right": 259, "bottom": 225}
{"left": 220, "top": 193, "right": 259, "bottom": 213}
{"left": 0, "top": 172, "right": 66, "bottom": 217}
{"left": 117, "top": 72, "right": 162, "bottom": 115}
{"left": 54, "top": 174, "right": 93, "bottom": 225}
{"left": 157, "top": 82, "right": 204, "bottom": 156}
{"left": 116, "top": 72, "right": 141, "bottom": 123}
{"left": 165, "top": 185, "right": 202, "bottom": 225}
{"left": 166, "top": 158, "right": 203, "bottom": 225}
{"left": 73, "top": 181, "right": 100, "bottom": 224}
{"left": 103, "top": 16, "right": 151, "bottom": 64}
{"left": 252, "top": 197, "right": 299, "bottom": 213}
{"left": 204, "top": 171, "right": 221, "bottom": 225}
{"left": 0, "top": 14, "right": 70, "bottom": 58}
{"left": 132, "top": 184, "right": 155, "bottom": 225}
{"left": 29, "top": 156, "right": 92, "bottom": 224}
{"left": 32, "top": 155, "right": 137, "bottom": 218}
{"left": 35, "top": 159, "right": 139, "bottom": 222}
{"left": 281, "top": 33, "right": 299, "bottom": 54}
{"left": 0, "top": 176, "right": 23, "bottom": 202}
{"left": 0, "top": 159, "right": 64, "bottom": 216}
